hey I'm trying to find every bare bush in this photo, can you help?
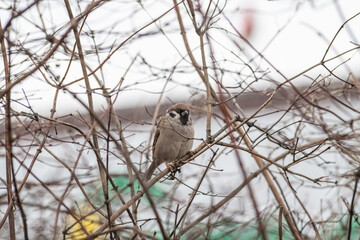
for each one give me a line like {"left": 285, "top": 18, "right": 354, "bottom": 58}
{"left": 1, "top": 0, "right": 360, "bottom": 239}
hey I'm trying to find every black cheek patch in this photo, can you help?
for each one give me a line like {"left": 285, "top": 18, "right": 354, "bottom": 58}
{"left": 169, "top": 112, "right": 176, "bottom": 118}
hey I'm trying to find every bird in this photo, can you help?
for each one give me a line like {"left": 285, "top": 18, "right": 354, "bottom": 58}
{"left": 145, "top": 103, "right": 194, "bottom": 181}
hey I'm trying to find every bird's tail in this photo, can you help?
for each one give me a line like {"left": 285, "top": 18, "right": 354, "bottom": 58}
{"left": 144, "top": 162, "right": 156, "bottom": 181}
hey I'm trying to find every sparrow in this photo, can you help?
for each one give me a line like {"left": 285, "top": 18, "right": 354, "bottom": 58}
{"left": 145, "top": 103, "right": 194, "bottom": 180}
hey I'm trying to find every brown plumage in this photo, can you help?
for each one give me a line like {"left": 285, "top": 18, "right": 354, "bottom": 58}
{"left": 145, "top": 103, "right": 194, "bottom": 180}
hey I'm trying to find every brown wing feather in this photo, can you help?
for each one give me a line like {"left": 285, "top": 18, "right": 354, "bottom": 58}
{"left": 146, "top": 117, "right": 163, "bottom": 181}
{"left": 152, "top": 116, "right": 163, "bottom": 157}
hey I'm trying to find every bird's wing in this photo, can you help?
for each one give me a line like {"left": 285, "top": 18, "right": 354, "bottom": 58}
{"left": 152, "top": 116, "right": 163, "bottom": 157}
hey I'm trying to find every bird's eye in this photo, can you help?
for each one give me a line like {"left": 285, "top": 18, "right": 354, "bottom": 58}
{"left": 169, "top": 112, "right": 176, "bottom": 118}
{"left": 176, "top": 109, "right": 182, "bottom": 114}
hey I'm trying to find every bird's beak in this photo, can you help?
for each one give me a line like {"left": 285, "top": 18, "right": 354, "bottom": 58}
{"left": 181, "top": 111, "right": 189, "bottom": 117}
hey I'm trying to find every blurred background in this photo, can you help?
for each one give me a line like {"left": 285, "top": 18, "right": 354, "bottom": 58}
{"left": 1, "top": 0, "right": 360, "bottom": 239}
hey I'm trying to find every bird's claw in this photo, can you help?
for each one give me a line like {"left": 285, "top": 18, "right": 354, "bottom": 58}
{"left": 166, "top": 162, "right": 180, "bottom": 180}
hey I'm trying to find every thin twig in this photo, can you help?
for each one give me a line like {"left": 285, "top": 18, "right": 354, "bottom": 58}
{"left": 347, "top": 176, "right": 359, "bottom": 240}
{"left": 0, "top": 18, "right": 16, "bottom": 240}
